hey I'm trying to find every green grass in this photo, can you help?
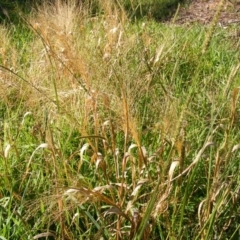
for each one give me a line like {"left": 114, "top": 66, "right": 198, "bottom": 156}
{"left": 0, "top": 0, "right": 240, "bottom": 239}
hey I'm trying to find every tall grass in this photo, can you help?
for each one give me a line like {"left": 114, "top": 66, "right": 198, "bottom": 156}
{"left": 0, "top": 0, "right": 240, "bottom": 239}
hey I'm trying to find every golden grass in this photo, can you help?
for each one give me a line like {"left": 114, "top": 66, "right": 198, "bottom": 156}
{"left": 0, "top": 0, "right": 239, "bottom": 239}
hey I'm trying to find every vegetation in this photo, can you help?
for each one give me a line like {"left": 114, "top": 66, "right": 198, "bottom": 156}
{"left": 0, "top": 0, "right": 239, "bottom": 239}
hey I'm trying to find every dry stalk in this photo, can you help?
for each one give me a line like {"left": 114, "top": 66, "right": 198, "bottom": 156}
{"left": 202, "top": 0, "right": 226, "bottom": 54}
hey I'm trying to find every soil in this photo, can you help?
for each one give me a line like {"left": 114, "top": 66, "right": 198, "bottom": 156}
{"left": 172, "top": 0, "right": 240, "bottom": 25}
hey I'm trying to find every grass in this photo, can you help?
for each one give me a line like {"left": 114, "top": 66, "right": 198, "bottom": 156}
{"left": 0, "top": 0, "right": 240, "bottom": 239}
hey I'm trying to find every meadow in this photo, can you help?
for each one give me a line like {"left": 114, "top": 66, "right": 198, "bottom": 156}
{"left": 0, "top": 0, "right": 240, "bottom": 239}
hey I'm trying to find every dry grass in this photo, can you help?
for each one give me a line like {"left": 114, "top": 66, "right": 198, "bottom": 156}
{"left": 0, "top": 0, "right": 240, "bottom": 239}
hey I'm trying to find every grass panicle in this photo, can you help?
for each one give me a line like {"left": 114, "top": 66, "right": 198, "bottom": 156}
{"left": 0, "top": 0, "right": 240, "bottom": 239}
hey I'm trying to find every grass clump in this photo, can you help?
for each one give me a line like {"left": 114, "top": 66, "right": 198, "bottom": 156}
{"left": 0, "top": 0, "right": 240, "bottom": 239}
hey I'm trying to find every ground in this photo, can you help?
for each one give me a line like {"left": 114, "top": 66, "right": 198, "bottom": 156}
{"left": 174, "top": 0, "right": 240, "bottom": 25}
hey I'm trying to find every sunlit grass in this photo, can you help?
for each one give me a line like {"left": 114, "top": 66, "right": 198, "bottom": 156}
{"left": 0, "top": 0, "right": 240, "bottom": 239}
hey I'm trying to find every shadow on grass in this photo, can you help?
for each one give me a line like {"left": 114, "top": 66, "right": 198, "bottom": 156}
{"left": 0, "top": 0, "right": 185, "bottom": 24}
{"left": 0, "top": 0, "right": 32, "bottom": 24}
{"left": 124, "top": 0, "right": 184, "bottom": 21}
